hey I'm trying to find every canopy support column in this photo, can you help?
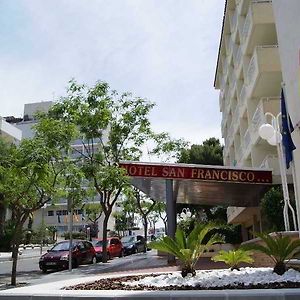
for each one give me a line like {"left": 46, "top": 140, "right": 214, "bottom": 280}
{"left": 166, "top": 179, "right": 176, "bottom": 264}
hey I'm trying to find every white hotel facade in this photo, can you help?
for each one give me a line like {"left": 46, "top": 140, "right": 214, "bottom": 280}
{"left": 214, "top": 0, "right": 300, "bottom": 238}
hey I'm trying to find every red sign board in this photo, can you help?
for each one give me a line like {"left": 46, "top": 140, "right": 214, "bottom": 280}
{"left": 119, "top": 163, "right": 272, "bottom": 184}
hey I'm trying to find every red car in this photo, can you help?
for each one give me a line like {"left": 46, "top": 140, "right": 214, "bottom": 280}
{"left": 39, "top": 240, "right": 96, "bottom": 273}
{"left": 92, "top": 237, "right": 123, "bottom": 262}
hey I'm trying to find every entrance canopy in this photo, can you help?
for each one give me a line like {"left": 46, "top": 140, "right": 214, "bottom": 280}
{"left": 120, "top": 161, "right": 273, "bottom": 207}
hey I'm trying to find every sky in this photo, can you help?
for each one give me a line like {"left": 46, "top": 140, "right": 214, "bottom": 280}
{"left": 0, "top": 0, "right": 224, "bottom": 146}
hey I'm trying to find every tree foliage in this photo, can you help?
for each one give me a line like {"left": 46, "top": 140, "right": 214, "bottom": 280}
{"left": 47, "top": 80, "right": 182, "bottom": 262}
{"left": 178, "top": 138, "right": 223, "bottom": 165}
{"left": 261, "top": 187, "right": 285, "bottom": 232}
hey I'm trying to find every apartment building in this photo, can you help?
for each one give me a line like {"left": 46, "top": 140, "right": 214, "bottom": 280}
{"left": 5, "top": 101, "right": 115, "bottom": 239}
{"left": 214, "top": 0, "right": 283, "bottom": 239}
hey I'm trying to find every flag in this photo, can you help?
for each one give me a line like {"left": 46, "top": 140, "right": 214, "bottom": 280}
{"left": 281, "top": 89, "right": 296, "bottom": 169}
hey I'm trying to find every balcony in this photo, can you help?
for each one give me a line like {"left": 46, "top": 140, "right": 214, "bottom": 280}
{"left": 241, "top": 1, "right": 275, "bottom": 54}
{"left": 234, "top": 45, "right": 243, "bottom": 73}
{"left": 237, "top": 0, "right": 250, "bottom": 16}
{"left": 238, "top": 85, "right": 247, "bottom": 115}
{"left": 260, "top": 154, "right": 279, "bottom": 173}
{"left": 251, "top": 97, "right": 280, "bottom": 144}
{"left": 241, "top": 127, "right": 252, "bottom": 158}
{"left": 246, "top": 46, "right": 282, "bottom": 98}
{"left": 230, "top": 8, "right": 238, "bottom": 34}
{"left": 0, "top": 117, "right": 22, "bottom": 142}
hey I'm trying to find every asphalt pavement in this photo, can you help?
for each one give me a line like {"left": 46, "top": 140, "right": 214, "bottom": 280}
{"left": 0, "top": 250, "right": 172, "bottom": 289}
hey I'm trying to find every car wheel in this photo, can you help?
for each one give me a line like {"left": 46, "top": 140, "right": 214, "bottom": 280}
{"left": 89, "top": 255, "right": 97, "bottom": 264}
{"left": 107, "top": 252, "right": 111, "bottom": 260}
{"left": 119, "top": 249, "right": 124, "bottom": 258}
{"left": 41, "top": 268, "right": 47, "bottom": 274}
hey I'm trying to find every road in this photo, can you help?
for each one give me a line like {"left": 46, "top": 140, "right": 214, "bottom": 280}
{"left": 0, "top": 250, "right": 170, "bottom": 289}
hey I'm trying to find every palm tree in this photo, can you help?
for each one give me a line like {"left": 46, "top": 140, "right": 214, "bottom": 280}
{"left": 242, "top": 232, "right": 300, "bottom": 275}
{"left": 149, "top": 223, "right": 223, "bottom": 277}
{"left": 212, "top": 249, "right": 253, "bottom": 270}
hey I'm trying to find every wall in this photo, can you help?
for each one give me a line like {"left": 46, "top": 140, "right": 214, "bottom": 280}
{"left": 272, "top": 0, "right": 300, "bottom": 230}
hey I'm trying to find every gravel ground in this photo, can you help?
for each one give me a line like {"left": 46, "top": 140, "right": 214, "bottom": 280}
{"left": 65, "top": 273, "right": 300, "bottom": 291}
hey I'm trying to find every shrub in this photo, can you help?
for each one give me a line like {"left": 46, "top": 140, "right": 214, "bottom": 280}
{"left": 242, "top": 232, "right": 300, "bottom": 275}
{"left": 149, "top": 223, "right": 223, "bottom": 277}
{"left": 212, "top": 249, "right": 253, "bottom": 270}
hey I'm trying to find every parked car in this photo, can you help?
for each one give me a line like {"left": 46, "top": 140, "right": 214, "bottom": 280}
{"left": 92, "top": 237, "right": 123, "bottom": 262}
{"left": 121, "top": 235, "right": 146, "bottom": 255}
{"left": 39, "top": 240, "right": 96, "bottom": 273}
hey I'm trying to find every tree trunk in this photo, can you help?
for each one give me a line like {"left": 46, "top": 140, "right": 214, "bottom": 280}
{"left": 101, "top": 213, "right": 110, "bottom": 263}
{"left": 143, "top": 217, "right": 147, "bottom": 253}
{"left": 0, "top": 194, "right": 6, "bottom": 237}
{"left": 164, "top": 220, "right": 167, "bottom": 235}
{"left": 11, "top": 223, "right": 23, "bottom": 286}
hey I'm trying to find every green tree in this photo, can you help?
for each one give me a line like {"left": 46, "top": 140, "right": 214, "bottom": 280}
{"left": 149, "top": 223, "right": 223, "bottom": 277}
{"left": 0, "top": 117, "right": 77, "bottom": 285}
{"left": 261, "top": 187, "right": 285, "bottom": 232}
{"left": 48, "top": 80, "right": 163, "bottom": 262}
{"left": 178, "top": 138, "right": 223, "bottom": 165}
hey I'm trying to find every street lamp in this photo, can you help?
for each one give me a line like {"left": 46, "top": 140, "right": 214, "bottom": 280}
{"left": 259, "top": 112, "right": 297, "bottom": 231}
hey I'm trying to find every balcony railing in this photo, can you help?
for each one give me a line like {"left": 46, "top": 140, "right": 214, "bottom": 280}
{"left": 236, "top": 144, "right": 243, "bottom": 162}
{"left": 241, "top": 6, "right": 252, "bottom": 43}
{"left": 234, "top": 46, "right": 243, "bottom": 70}
{"left": 247, "top": 55, "right": 256, "bottom": 84}
{"left": 231, "top": 9, "right": 238, "bottom": 32}
{"left": 242, "top": 127, "right": 252, "bottom": 152}
{"left": 251, "top": 97, "right": 280, "bottom": 132}
{"left": 238, "top": 85, "right": 247, "bottom": 113}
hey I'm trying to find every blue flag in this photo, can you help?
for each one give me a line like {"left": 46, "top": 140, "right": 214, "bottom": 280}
{"left": 281, "top": 89, "right": 296, "bottom": 169}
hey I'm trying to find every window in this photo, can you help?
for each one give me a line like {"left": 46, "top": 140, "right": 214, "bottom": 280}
{"left": 47, "top": 211, "right": 54, "bottom": 217}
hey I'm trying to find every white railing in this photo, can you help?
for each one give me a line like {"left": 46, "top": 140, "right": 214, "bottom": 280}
{"left": 247, "top": 54, "right": 256, "bottom": 84}
{"left": 260, "top": 154, "right": 278, "bottom": 169}
{"left": 236, "top": 144, "right": 243, "bottom": 162}
{"left": 231, "top": 9, "right": 238, "bottom": 32}
{"left": 234, "top": 46, "right": 243, "bottom": 69}
{"left": 252, "top": 101, "right": 264, "bottom": 133}
{"left": 242, "top": 7, "right": 252, "bottom": 42}
{"left": 242, "top": 127, "right": 252, "bottom": 151}
{"left": 233, "top": 105, "right": 240, "bottom": 126}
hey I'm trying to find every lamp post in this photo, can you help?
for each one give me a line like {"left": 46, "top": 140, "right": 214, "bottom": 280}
{"left": 259, "top": 112, "right": 297, "bottom": 231}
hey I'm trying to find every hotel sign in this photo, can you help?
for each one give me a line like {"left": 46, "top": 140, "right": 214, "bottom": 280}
{"left": 120, "top": 163, "right": 272, "bottom": 184}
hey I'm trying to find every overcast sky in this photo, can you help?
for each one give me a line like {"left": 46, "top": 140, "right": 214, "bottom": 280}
{"left": 0, "top": 0, "right": 224, "bottom": 146}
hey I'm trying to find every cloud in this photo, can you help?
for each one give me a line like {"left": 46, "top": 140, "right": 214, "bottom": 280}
{"left": 0, "top": 0, "right": 224, "bottom": 145}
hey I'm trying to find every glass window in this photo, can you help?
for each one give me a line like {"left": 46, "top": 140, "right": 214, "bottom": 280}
{"left": 47, "top": 211, "right": 54, "bottom": 216}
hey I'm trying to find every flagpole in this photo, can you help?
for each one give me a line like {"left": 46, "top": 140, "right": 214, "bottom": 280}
{"left": 282, "top": 82, "right": 300, "bottom": 236}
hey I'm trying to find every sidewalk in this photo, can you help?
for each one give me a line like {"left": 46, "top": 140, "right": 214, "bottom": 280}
{"left": 0, "top": 247, "right": 49, "bottom": 262}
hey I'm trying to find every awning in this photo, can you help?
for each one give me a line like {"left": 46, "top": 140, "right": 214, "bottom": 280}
{"left": 120, "top": 162, "right": 273, "bottom": 207}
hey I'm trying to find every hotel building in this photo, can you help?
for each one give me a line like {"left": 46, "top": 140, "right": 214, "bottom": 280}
{"left": 214, "top": 0, "right": 285, "bottom": 239}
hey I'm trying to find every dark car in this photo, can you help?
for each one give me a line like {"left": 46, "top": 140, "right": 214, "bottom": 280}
{"left": 92, "top": 237, "right": 123, "bottom": 262}
{"left": 39, "top": 240, "right": 96, "bottom": 273}
{"left": 121, "top": 235, "right": 146, "bottom": 255}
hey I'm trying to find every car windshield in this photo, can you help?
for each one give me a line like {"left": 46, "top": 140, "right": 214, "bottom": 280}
{"left": 50, "top": 241, "right": 75, "bottom": 251}
{"left": 92, "top": 240, "right": 105, "bottom": 247}
{"left": 121, "top": 236, "right": 135, "bottom": 243}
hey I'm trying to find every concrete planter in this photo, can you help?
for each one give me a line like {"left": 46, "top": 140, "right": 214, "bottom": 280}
{"left": 1, "top": 272, "right": 300, "bottom": 300}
